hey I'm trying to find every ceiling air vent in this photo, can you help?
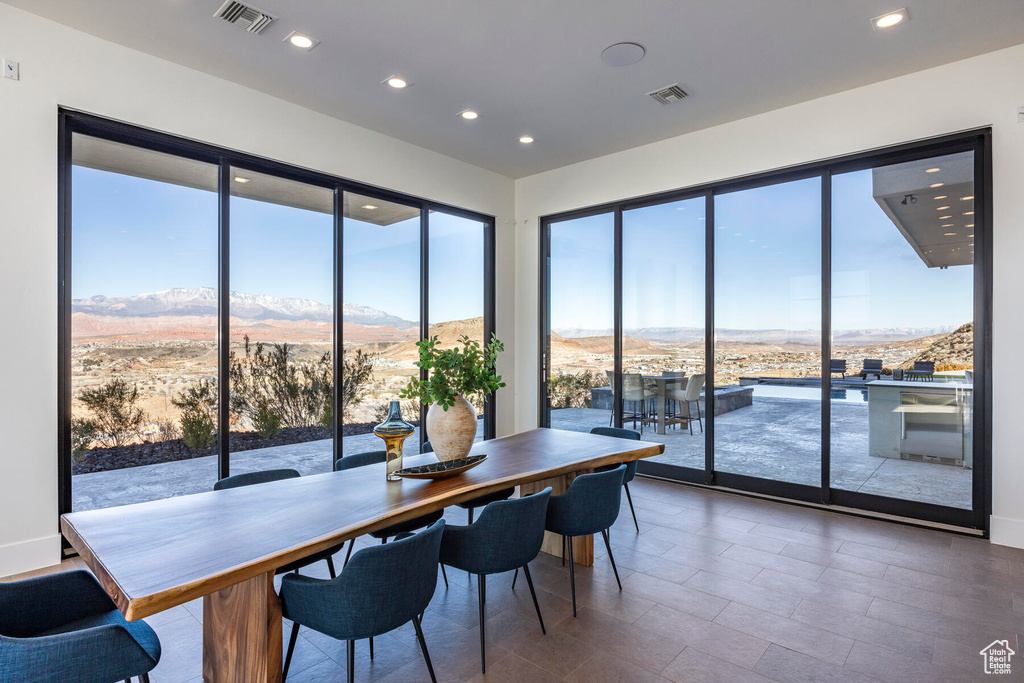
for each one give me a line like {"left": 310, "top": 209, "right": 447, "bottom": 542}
{"left": 647, "top": 84, "right": 689, "bottom": 105}
{"left": 214, "top": 0, "right": 275, "bottom": 34}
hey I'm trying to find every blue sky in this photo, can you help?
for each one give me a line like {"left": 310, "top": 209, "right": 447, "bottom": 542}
{"left": 550, "top": 170, "right": 974, "bottom": 332}
{"left": 72, "top": 166, "right": 483, "bottom": 324}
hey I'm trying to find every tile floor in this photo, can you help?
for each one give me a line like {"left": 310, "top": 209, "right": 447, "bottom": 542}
{"left": 8, "top": 477, "right": 1022, "bottom": 682}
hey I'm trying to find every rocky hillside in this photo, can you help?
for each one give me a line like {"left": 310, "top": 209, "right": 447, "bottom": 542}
{"left": 899, "top": 322, "right": 973, "bottom": 369}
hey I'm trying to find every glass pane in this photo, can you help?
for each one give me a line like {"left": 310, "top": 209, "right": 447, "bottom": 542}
{"left": 547, "top": 214, "right": 615, "bottom": 434}
{"left": 830, "top": 152, "right": 974, "bottom": 509}
{"left": 342, "top": 193, "right": 422, "bottom": 456}
{"left": 429, "top": 211, "right": 486, "bottom": 443}
{"left": 623, "top": 198, "right": 706, "bottom": 469}
{"left": 70, "top": 134, "right": 219, "bottom": 510}
{"left": 714, "top": 177, "right": 822, "bottom": 486}
{"left": 229, "top": 169, "right": 335, "bottom": 474}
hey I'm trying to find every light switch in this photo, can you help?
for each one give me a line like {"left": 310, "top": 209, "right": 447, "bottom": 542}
{"left": 3, "top": 59, "right": 18, "bottom": 81}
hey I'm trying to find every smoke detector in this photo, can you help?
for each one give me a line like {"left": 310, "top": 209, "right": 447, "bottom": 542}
{"left": 214, "top": 0, "right": 275, "bottom": 34}
{"left": 647, "top": 84, "right": 689, "bottom": 105}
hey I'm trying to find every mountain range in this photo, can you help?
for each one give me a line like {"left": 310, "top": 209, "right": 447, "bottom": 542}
{"left": 554, "top": 325, "right": 958, "bottom": 345}
{"left": 72, "top": 288, "right": 418, "bottom": 329}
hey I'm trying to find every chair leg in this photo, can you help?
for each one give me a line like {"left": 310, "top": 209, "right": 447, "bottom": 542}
{"left": 478, "top": 574, "right": 487, "bottom": 674}
{"left": 440, "top": 562, "right": 449, "bottom": 589}
{"left": 369, "top": 636, "right": 374, "bottom": 660}
{"left": 562, "top": 534, "right": 566, "bottom": 566}
{"left": 381, "top": 537, "right": 387, "bottom": 544}
{"left": 343, "top": 538, "right": 355, "bottom": 568}
{"left": 283, "top": 621, "right": 299, "bottom": 681}
{"left": 412, "top": 614, "right": 437, "bottom": 683}
{"left": 347, "top": 639, "right": 355, "bottom": 683}
{"left": 567, "top": 536, "right": 577, "bottom": 617}
{"left": 522, "top": 564, "right": 546, "bottom": 634}
{"left": 512, "top": 567, "right": 518, "bottom": 589}
{"left": 624, "top": 482, "right": 639, "bottom": 533}
{"left": 140, "top": 676, "right": 150, "bottom": 683}
{"left": 601, "top": 529, "right": 622, "bottom": 591}
{"left": 326, "top": 555, "right": 336, "bottom": 579}
{"left": 468, "top": 507, "right": 474, "bottom": 525}
{"left": 697, "top": 400, "right": 703, "bottom": 433}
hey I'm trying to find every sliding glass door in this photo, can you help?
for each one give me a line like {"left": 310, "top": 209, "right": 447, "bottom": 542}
{"left": 59, "top": 112, "right": 496, "bottom": 516}
{"left": 544, "top": 213, "right": 615, "bottom": 435}
{"left": 830, "top": 151, "right": 975, "bottom": 513}
{"left": 539, "top": 131, "right": 990, "bottom": 530}
{"left": 713, "top": 177, "right": 822, "bottom": 491}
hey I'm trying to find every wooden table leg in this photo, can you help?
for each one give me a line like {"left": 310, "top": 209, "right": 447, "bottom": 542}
{"left": 203, "top": 570, "right": 282, "bottom": 683}
{"left": 521, "top": 469, "right": 594, "bottom": 567}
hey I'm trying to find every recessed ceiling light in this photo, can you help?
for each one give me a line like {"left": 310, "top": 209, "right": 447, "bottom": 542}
{"left": 964, "top": 211, "right": 974, "bottom": 215}
{"left": 234, "top": 176, "right": 250, "bottom": 184}
{"left": 284, "top": 31, "right": 319, "bottom": 50}
{"left": 925, "top": 167, "right": 940, "bottom": 173}
{"left": 601, "top": 42, "right": 645, "bottom": 67}
{"left": 939, "top": 215, "right": 952, "bottom": 219}
{"left": 361, "top": 204, "right": 378, "bottom": 210}
{"left": 459, "top": 110, "right": 479, "bottom": 120}
{"left": 942, "top": 225, "right": 954, "bottom": 228}
{"left": 383, "top": 76, "right": 409, "bottom": 89}
{"left": 962, "top": 196, "right": 974, "bottom": 201}
{"left": 937, "top": 206, "right": 950, "bottom": 210}
{"left": 930, "top": 183, "right": 944, "bottom": 188}
{"left": 519, "top": 136, "right": 534, "bottom": 144}
{"left": 944, "top": 232, "right": 957, "bottom": 236}
{"left": 871, "top": 8, "right": 909, "bottom": 30}
{"left": 967, "top": 225, "right": 975, "bottom": 229}
{"left": 934, "top": 195, "right": 948, "bottom": 200}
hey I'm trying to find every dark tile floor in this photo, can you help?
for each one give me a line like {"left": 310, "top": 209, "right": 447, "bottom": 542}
{"left": 8, "top": 478, "right": 1023, "bottom": 682}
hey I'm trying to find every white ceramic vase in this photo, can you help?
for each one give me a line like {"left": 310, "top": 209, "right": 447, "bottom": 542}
{"left": 425, "top": 395, "right": 477, "bottom": 462}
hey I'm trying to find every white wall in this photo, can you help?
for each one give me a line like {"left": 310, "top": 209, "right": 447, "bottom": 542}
{"left": 514, "top": 44, "right": 1024, "bottom": 548}
{"left": 0, "top": 3, "right": 516, "bottom": 577}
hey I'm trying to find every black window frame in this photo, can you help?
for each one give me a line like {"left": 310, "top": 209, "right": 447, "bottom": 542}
{"left": 538, "top": 128, "right": 992, "bottom": 534}
{"left": 57, "top": 109, "right": 497, "bottom": 524}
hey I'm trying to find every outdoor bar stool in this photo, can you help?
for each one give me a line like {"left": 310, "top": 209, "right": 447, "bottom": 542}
{"left": 439, "top": 489, "right": 552, "bottom": 674}
{"left": 424, "top": 440, "right": 515, "bottom": 524}
{"left": 544, "top": 464, "right": 627, "bottom": 617}
{"left": 0, "top": 570, "right": 161, "bottom": 683}
{"left": 590, "top": 427, "right": 641, "bottom": 533}
{"left": 280, "top": 519, "right": 445, "bottom": 683}
{"left": 213, "top": 468, "right": 344, "bottom": 578}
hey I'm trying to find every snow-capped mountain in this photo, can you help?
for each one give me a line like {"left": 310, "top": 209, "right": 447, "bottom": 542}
{"left": 71, "top": 288, "right": 417, "bottom": 328}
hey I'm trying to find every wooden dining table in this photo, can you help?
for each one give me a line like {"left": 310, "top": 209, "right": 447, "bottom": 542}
{"left": 60, "top": 428, "right": 663, "bottom": 682}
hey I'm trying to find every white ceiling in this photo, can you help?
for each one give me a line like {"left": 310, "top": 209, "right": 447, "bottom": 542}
{"left": 12, "top": 1, "right": 1024, "bottom": 178}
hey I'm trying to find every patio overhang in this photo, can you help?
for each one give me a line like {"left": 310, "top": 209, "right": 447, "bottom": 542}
{"left": 871, "top": 151, "right": 974, "bottom": 268}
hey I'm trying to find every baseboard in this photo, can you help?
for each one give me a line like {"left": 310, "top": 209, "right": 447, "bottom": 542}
{"left": 990, "top": 516, "right": 1024, "bottom": 550}
{"left": 0, "top": 534, "right": 63, "bottom": 580}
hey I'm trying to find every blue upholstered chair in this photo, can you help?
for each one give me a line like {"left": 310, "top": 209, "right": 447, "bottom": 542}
{"left": 280, "top": 519, "right": 445, "bottom": 683}
{"left": 545, "top": 465, "right": 627, "bottom": 617}
{"left": 333, "top": 452, "right": 445, "bottom": 571}
{"left": 439, "top": 489, "right": 552, "bottom": 674}
{"left": 590, "top": 427, "right": 641, "bottom": 533}
{"left": 213, "top": 468, "right": 343, "bottom": 579}
{"left": 423, "top": 440, "right": 515, "bottom": 524}
{"left": 0, "top": 570, "right": 160, "bottom": 683}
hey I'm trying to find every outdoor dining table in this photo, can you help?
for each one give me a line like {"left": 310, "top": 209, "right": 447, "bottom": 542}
{"left": 641, "top": 375, "right": 685, "bottom": 435}
{"left": 60, "top": 428, "right": 663, "bottom": 682}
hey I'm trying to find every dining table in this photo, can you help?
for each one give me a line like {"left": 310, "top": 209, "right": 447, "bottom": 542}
{"left": 60, "top": 427, "right": 664, "bottom": 682}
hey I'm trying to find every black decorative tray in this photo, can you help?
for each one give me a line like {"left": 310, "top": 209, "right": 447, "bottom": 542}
{"left": 395, "top": 455, "right": 487, "bottom": 480}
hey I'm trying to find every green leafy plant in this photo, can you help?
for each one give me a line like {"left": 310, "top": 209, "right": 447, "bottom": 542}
{"left": 172, "top": 378, "right": 218, "bottom": 449}
{"left": 400, "top": 334, "right": 504, "bottom": 410}
{"left": 253, "top": 400, "right": 283, "bottom": 438}
{"left": 548, "top": 370, "right": 604, "bottom": 408}
{"left": 71, "top": 417, "right": 99, "bottom": 462}
{"left": 77, "top": 378, "right": 148, "bottom": 447}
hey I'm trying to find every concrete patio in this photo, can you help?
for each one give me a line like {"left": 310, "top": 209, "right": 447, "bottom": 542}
{"left": 550, "top": 396, "right": 972, "bottom": 510}
{"left": 71, "top": 421, "right": 485, "bottom": 512}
